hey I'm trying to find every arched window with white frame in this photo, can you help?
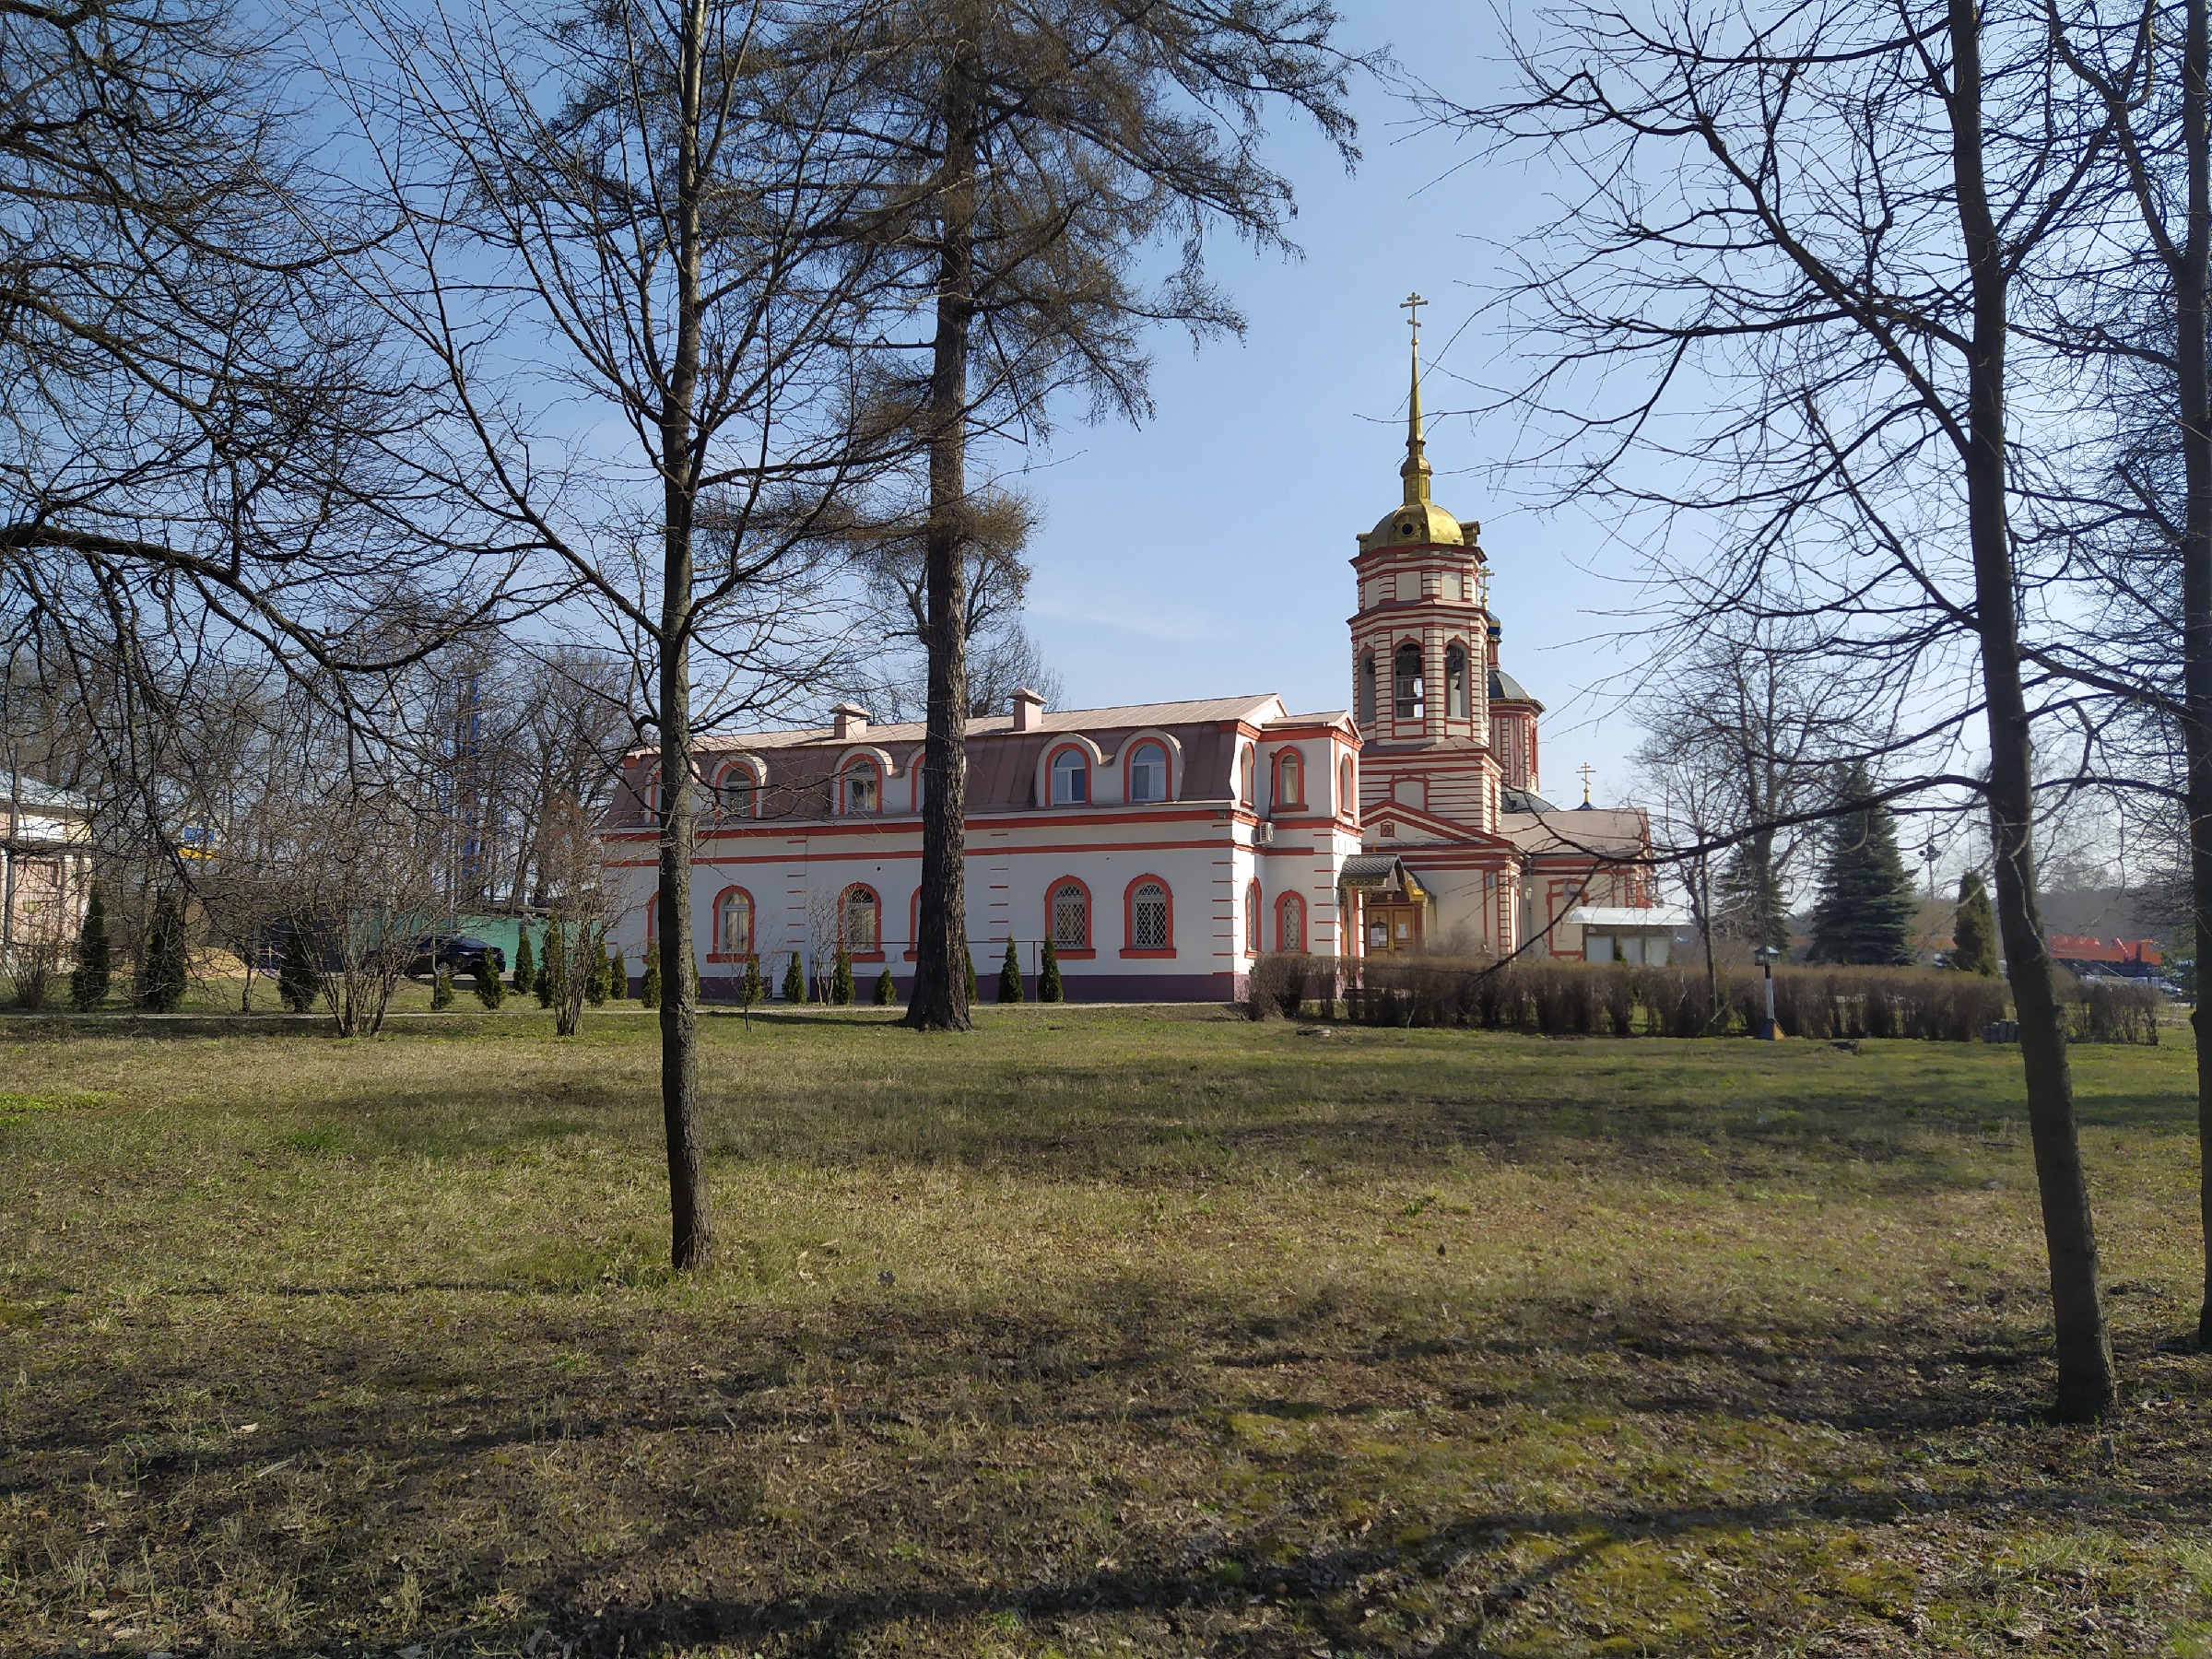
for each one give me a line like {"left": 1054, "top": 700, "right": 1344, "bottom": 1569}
{"left": 1126, "top": 740, "right": 1170, "bottom": 804}
{"left": 1049, "top": 746, "right": 1089, "bottom": 806}
{"left": 715, "top": 887, "right": 753, "bottom": 958}
{"left": 1238, "top": 747, "right": 1255, "bottom": 806}
{"left": 715, "top": 762, "right": 758, "bottom": 818}
{"left": 1275, "top": 748, "right": 1302, "bottom": 809}
{"left": 1339, "top": 755, "right": 1356, "bottom": 817}
{"left": 1124, "top": 877, "right": 1171, "bottom": 953}
{"left": 840, "top": 758, "right": 880, "bottom": 815}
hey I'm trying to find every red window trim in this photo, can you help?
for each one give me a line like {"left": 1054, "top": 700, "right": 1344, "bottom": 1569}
{"left": 708, "top": 883, "right": 755, "bottom": 959}
{"left": 1273, "top": 747, "right": 1305, "bottom": 809}
{"left": 1244, "top": 879, "right": 1262, "bottom": 957}
{"left": 713, "top": 760, "right": 759, "bottom": 818}
{"left": 839, "top": 757, "right": 883, "bottom": 817}
{"left": 1277, "top": 890, "right": 1306, "bottom": 953}
{"left": 1044, "top": 874, "right": 1097, "bottom": 959}
{"left": 838, "top": 881, "right": 885, "bottom": 959}
{"left": 1124, "top": 739, "right": 1171, "bottom": 804}
{"left": 1238, "top": 747, "right": 1255, "bottom": 806}
{"left": 1043, "top": 742, "right": 1091, "bottom": 806}
{"left": 1120, "top": 873, "right": 1174, "bottom": 959}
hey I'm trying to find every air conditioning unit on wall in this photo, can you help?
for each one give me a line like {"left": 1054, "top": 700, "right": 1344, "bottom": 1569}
{"left": 1254, "top": 823, "right": 1276, "bottom": 844}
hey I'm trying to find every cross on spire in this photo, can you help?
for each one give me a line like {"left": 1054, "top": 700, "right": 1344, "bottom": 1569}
{"left": 1576, "top": 761, "right": 1597, "bottom": 806}
{"left": 1399, "top": 293, "right": 1431, "bottom": 506}
{"left": 1400, "top": 291, "right": 1426, "bottom": 342}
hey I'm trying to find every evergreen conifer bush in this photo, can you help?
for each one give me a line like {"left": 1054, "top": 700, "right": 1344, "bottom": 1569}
{"left": 537, "top": 923, "right": 563, "bottom": 1007}
{"left": 739, "top": 954, "right": 764, "bottom": 1008}
{"left": 279, "top": 925, "right": 318, "bottom": 1013}
{"left": 1807, "top": 763, "right": 1918, "bottom": 965}
{"left": 431, "top": 967, "right": 454, "bottom": 1009}
{"left": 68, "top": 884, "right": 110, "bottom": 1012}
{"left": 586, "top": 933, "right": 610, "bottom": 1006}
{"left": 474, "top": 957, "right": 506, "bottom": 1009}
{"left": 608, "top": 950, "right": 629, "bottom": 1000}
{"left": 512, "top": 928, "right": 535, "bottom": 991}
{"left": 782, "top": 951, "right": 806, "bottom": 1002}
{"left": 1039, "top": 935, "right": 1064, "bottom": 1002}
{"left": 1950, "top": 871, "right": 1999, "bottom": 975}
{"left": 997, "top": 937, "right": 1024, "bottom": 1003}
{"left": 135, "top": 891, "right": 188, "bottom": 1013}
{"left": 641, "top": 954, "right": 662, "bottom": 1008}
{"left": 874, "top": 968, "right": 896, "bottom": 1005}
{"left": 964, "top": 944, "right": 978, "bottom": 1005}
{"left": 831, "top": 947, "right": 855, "bottom": 1005}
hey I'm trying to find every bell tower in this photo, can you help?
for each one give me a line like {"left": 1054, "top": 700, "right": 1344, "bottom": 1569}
{"left": 1348, "top": 296, "right": 1501, "bottom": 832}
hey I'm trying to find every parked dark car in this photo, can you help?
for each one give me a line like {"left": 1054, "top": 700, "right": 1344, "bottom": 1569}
{"left": 404, "top": 935, "right": 506, "bottom": 979}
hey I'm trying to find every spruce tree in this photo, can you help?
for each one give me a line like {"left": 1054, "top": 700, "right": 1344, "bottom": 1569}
{"left": 608, "top": 949, "right": 629, "bottom": 1000}
{"left": 135, "top": 890, "right": 188, "bottom": 1012}
{"left": 1038, "top": 935, "right": 1064, "bottom": 1003}
{"left": 279, "top": 924, "right": 319, "bottom": 1013}
{"left": 474, "top": 957, "right": 506, "bottom": 1009}
{"left": 1950, "top": 870, "right": 1999, "bottom": 976}
{"left": 873, "top": 968, "right": 896, "bottom": 1006}
{"left": 68, "top": 883, "right": 110, "bottom": 1011}
{"left": 641, "top": 954, "right": 662, "bottom": 1008}
{"left": 997, "top": 937, "right": 1024, "bottom": 1003}
{"left": 831, "top": 947, "right": 855, "bottom": 1005}
{"left": 963, "top": 944, "right": 978, "bottom": 1006}
{"left": 512, "top": 926, "right": 535, "bottom": 991}
{"left": 537, "top": 923, "right": 562, "bottom": 1007}
{"left": 1806, "top": 765, "right": 1918, "bottom": 965}
{"left": 782, "top": 951, "right": 806, "bottom": 1002}
{"left": 586, "top": 932, "right": 610, "bottom": 1006}
{"left": 431, "top": 967, "right": 455, "bottom": 1010}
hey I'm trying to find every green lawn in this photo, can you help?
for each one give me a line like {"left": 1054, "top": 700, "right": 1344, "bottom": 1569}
{"left": 1, "top": 1006, "right": 2206, "bottom": 1656}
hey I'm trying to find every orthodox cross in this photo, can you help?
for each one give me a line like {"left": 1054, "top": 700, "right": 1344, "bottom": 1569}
{"left": 1401, "top": 291, "right": 1426, "bottom": 346}
{"left": 1576, "top": 761, "right": 1597, "bottom": 805}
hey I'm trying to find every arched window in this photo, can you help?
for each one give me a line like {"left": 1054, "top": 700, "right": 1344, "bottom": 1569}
{"left": 716, "top": 763, "right": 758, "bottom": 818}
{"left": 1394, "top": 641, "right": 1424, "bottom": 720}
{"left": 1358, "top": 653, "right": 1377, "bottom": 724}
{"left": 1340, "top": 756, "right": 1356, "bottom": 815}
{"left": 1245, "top": 880, "right": 1262, "bottom": 955}
{"left": 1125, "top": 877, "right": 1171, "bottom": 953}
{"left": 1127, "top": 741, "right": 1170, "bottom": 804}
{"left": 1277, "top": 891, "right": 1306, "bottom": 953}
{"left": 1238, "top": 747, "right": 1255, "bottom": 806}
{"left": 840, "top": 759, "right": 879, "bottom": 815}
{"left": 1048, "top": 878, "right": 1090, "bottom": 950}
{"left": 1445, "top": 642, "right": 1470, "bottom": 719}
{"left": 842, "top": 885, "right": 880, "bottom": 953}
{"left": 716, "top": 887, "right": 753, "bottom": 957}
{"left": 1050, "top": 747, "right": 1089, "bottom": 806}
{"left": 1275, "top": 748, "right": 1302, "bottom": 808}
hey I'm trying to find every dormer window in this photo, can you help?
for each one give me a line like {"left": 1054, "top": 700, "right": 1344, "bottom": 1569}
{"left": 716, "top": 763, "right": 758, "bottom": 818}
{"left": 1276, "top": 748, "right": 1302, "bottom": 809}
{"left": 1127, "top": 741, "right": 1169, "bottom": 804}
{"left": 1050, "top": 747, "right": 1089, "bottom": 806}
{"left": 840, "top": 759, "right": 879, "bottom": 815}
{"left": 1238, "top": 747, "right": 1255, "bottom": 806}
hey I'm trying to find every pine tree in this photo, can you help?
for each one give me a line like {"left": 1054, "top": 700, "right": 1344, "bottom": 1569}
{"left": 963, "top": 944, "right": 978, "bottom": 1005}
{"left": 474, "top": 957, "right": 506, "bottom": 1009}
{"left": 873, "top": 968, "right": 896, "bottom": 1006}
{"left": 431, "top": 967, "right": 455, "bottom": 1010}
{"left": 135, "top": 890, "right": 188, "bottom": 1012}
{"left": 586, "top": 932, "right": 610, "bottom": 1006}
{"left": 641, "top": 954, "right": 662, "bottom": 1008}
{"left": 831, "top": 947, "right": 855, "bottom": 1005}
{"left": 782, "top": 951, "right": 806, "bottom": 1002}
{"left": 1038, "top": 935, "right": 1064, "bottom": 1003}
{"left": 278, "top": 924, "right": 319, "bottom": 1013}
{"left": 997, "top": 937, "right": 1024, "bottom": 1003}
{"left": 68, "top": 883, "right": 110, "bottom": 1012}
{"left": 1950, "top": 870, "right": 1999, "bottom": 976}
{"left": 1806, "top": 765, "right": 1918, "bottom": 965}
{"left": 608, "top": 949, "right": 629, "bottom": 1001}
{"left": 512, "top": 926, "right": 535, "bottom": 991}
{"left": 537, "top": 923, "right": 563, "bottom": 1007}
{"left": 739, "top": 954, "right": 765, "bottom": 1009}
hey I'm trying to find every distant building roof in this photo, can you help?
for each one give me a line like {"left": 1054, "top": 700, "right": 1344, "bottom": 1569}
{"left": 1497, "top": 805, "right": 1649, "bottom": 860}
{"left": 3, "top": 773, "right": 90, "bottom": 813}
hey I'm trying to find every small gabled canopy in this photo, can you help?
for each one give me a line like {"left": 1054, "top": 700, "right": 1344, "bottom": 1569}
{"left": 1338, "top": 853, "right": 1426, "bottom": 900}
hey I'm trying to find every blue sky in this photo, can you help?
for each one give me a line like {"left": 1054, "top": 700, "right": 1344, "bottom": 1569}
{"left": 1013, "top": 1, "right": 1653, "bottom": 807}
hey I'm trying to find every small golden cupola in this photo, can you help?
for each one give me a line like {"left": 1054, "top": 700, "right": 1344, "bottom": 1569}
{"left": 1359, "top": 292, "right": 1467, "bottom": 551}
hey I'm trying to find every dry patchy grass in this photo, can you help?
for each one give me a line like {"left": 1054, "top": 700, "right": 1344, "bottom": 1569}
{"left": 0, "top": 1006, "right": 2207, "bottom": 1657}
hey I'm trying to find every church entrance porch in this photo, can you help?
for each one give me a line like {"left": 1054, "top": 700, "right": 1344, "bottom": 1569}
{"left": 1366, "top": 902, "right": 1424, "bottom": 956}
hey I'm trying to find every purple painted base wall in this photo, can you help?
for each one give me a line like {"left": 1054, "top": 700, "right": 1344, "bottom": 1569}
{"left": 630, "top": 972, "right": 1249, "bottom": 1006}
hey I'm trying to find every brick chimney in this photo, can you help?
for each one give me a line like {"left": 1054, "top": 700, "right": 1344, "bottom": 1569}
{"left": 1010, "top": 688, "right": 1046, "bottom": 732}
{"left": 830, "top": 701, "right": 869, "bottom": 740}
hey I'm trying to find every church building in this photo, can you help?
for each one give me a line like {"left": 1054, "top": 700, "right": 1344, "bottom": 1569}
{"left": 603, "top": 307, "right": 1655, "bottom": 1000}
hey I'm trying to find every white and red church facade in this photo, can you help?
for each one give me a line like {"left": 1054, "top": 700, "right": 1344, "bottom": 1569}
{"left": 604, "top": 320, "right": 1658, "bottom": 1001}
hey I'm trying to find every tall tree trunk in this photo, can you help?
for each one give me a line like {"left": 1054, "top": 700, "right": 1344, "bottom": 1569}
{"left": 1949, "top": 0, "right": 2114, "bottom": 1416}
{"left": 2180, "top": 0, "right": 2212, "bottom": 1349}
{"left": 657, "top": 0, "right": 712, "bottom": 1269}
{"left": 906, "top": 41, "right": 979, "bottom": 1033}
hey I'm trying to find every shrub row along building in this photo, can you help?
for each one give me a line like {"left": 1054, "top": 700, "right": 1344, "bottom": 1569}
{"left": 605, "top": 310, "right": 1659, "bottom": 1000}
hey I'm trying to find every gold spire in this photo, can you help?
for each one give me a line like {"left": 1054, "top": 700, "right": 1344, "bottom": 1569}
{"left": 1399, "top": 291, "right": 1430, "bottom": 506}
